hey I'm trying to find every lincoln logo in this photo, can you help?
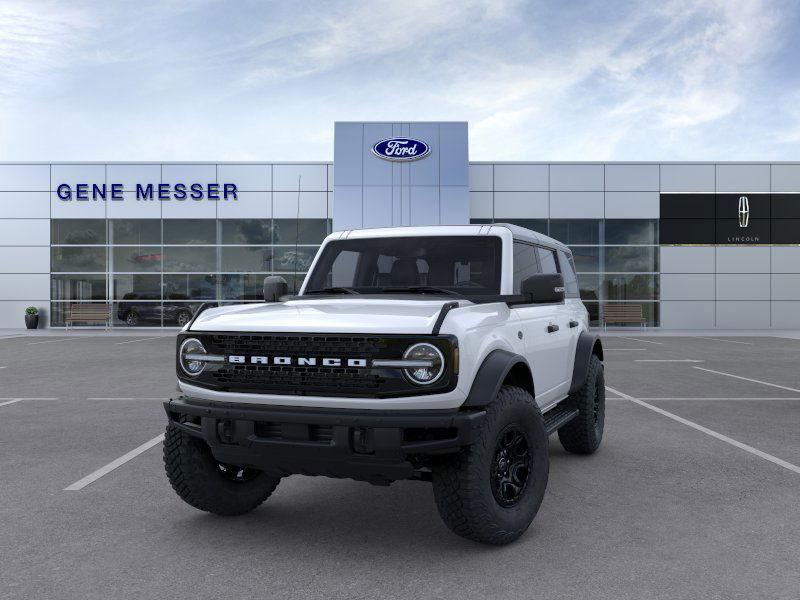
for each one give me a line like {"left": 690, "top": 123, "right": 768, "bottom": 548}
{"left": 372, "top": 137, "right": 430, "bottom": 162}
{"left": 738, "top": 195, "right": 750, "bottom": 228}
{"left": 228, "top": 355, "right": 368, "bottom": 367}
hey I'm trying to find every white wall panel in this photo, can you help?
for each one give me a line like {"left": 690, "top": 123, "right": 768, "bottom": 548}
{"left": 604, "top": 191, "right": 659, "bottom": 218}
{"left": 273, "top": 164, "right": 327, "bottom": 191}
{"left": 161, "top": 197, "right": 216, "bottom": 219}
{"left": 327, "top": 164, "right": 333, "bottom": 191}
{"left": 660, "top": 274, "right": 715, "bottom": 300}
{"left": 549, "top": 164, "right": 603, "bottom": 191}
{"left": 106, "top": 164, "right": 161, "bottom": 191}
{"left": 362, "top": 187, "right": 393, "bottom": 228}
{"left": 605, "top": 164, "right": 659, "bottom": 191}
{"left": 161, "top": 164, "right": 216, "bottom": 185}
{"left": 715, "top": 301, "right": 770, "bottom": 329}
{"left": 0, "top": 192, "right": 51, "bottom": 218}
{"left": 216, "top": 192, "right": 271, "bottom": 219}
{"left": 493, "top": 192, "right": 548, "bottom": 218}
{"left": 106, "top": 191, "right": 161, "bottom": 219}
{"left": 770, "top": 164, "right": 800, "bottom": 192}
{"left": 715, "top": 274, "right": 770, "bottom": 300}
{"left": 0, "top": 301, "right": 50, "bottom": 328}
{"left": 0, "top": 274, "right": 49, "bottom": 299}
{"left": 660, "top": 164, "right": 714, "bottom": 192}
{"left": 51, "top": 164, "right": 105, "bottom": 189}
{"left": 408, "top": 123, "right": 440, "bottom": 186}
{"left": 469, "top": 165, "right": 493, "bottom": 191}
{"left": 331, "top": 186, "right": 362, "bottom": 231}
{"left": 0, "top": 165, "right": 50, "bottom": 191}
{"left": 715, "top": 247, "right": 770, "bottom": 273}
{"left": 298, "top": 192, "right": 328, "bottom": 218}
{"left": 470, "top": 192, "right": 493, "bottom": 219}
{"left": 771, "top": 301, "right": 800, "bottom": 328}
{"left": 0, "top": 246, "right": 49, "bottom": 273}
{"left": 440, "top": 186, "right": 470, "bottom": 224}
{"left": 549, "top": 191, "right": 604, "bottom": 218}
{"left": 660, "top": 247, "right": 715, "bottom": 273}
{"left": 771, "top": 247, "right": 800, "bottom": 272}
{"left": 409, "top": 187, "right": 439, "bottom": 226}
{"left": 771, "top": 274, "right": 800, "bottom": 300}
{"left": 362, "top": 124, "right": 394, "bottom": 186}
{"left": 660, "top": 301, "right": 715, "bottom": 328}
{"left": 715, "top": 164, "right": 770, "bottom": 192}
{"left": 216, "top": 164, "right": 271, "bottom": 191}
{"left": 0, "top": 219, "right": 49, "bottom": 245}
{"left": 493, "top": 164, "right": 548, "bottom": 191}
{"left": 439, "top": 123, "right": 469, "bottom": 187}
{"left": 51, "top": 192, "right": 106, "bottom": 219}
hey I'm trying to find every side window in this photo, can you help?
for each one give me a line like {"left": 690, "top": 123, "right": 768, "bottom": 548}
{"left": 558, "top": 250, "right": 580, "bottom": 298}
{"left": 513, "top": 242, "right": 540, "bottom": 293}
{"left": 536, "top": 246, "right": 559, "bottom": 274}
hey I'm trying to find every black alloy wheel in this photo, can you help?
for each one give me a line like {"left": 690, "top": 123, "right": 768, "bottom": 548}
{"left": 490, "top": 425, "right": 531, "bottom": 507}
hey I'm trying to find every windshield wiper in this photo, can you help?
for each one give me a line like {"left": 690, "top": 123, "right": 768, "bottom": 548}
{"left": 303, "top": 287, "right": 360, "bottom": 295}
{"left": 379, "top": 286, "right": 461, "bottom": 296}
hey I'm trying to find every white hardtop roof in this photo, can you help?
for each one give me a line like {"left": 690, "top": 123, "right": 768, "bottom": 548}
{"left": 330, "top": 224, "right": 569, "bottom": 252}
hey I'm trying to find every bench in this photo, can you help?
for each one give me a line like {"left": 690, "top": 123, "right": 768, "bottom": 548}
{"left": 603, "top": 304, "right": 646, "bottom": 330}
{"left": 65, "top": 303, "right": 111, "bottom": 329}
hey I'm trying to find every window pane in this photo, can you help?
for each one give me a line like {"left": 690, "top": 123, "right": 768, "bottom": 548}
{"left": 115, "top": 302, "right": 163, "bottom": 327}
{"left": 112, "top": 246, "right": 161, "bottom": 272}
{"left": 220, "top": 219, "right": 271, "bottom": 244}
{"left": 273, "top": 219, "right": 329, "bottom": 245}
{"left": 163, "top": 246, "right": 217, "bottom": 272}
{"left": 577, "top": 274, "right": 600, "bottom": 301}
{"left": 602, "top": 302, "right": 659, "bottom": 327}
{"left": 220, "top": 274, "right": 270, "bottom": 301}
{"left": 557, "top": 250, "right": 579, "bottom": 297}
{"left": 502, "top": 219, "right": 548, "bottom": 235}
{"left": 163, "top": 219, "right": 216, "bottom": 244}
{"left": 582, "top": 301, "right": 600, "bottom": 327}
{"left": 51, "top": 247, "right": 106, "bottom": 272}
{"left": 51, "top": 275, "right": 107, "bottom": 300}
{"left": 272, "top": 246, "right": 318, "bottom": 273}
{"left": 605, "top": 246, "right": 658, "bottom": 272}
{"left": 604, "top": 220, "right": 659, "bottom": 245}
{"left": 111, "top": 219, "right": 161, "bottom": 244}
{"left": 604, "top": 275, "right": 659, "bottom": 300}
{"left": 163, "top": 274, "right": 217, "bottom": 300}
{"left": 221, "top": 247, "right": 273, "bottom": 272}
{"left": 513, "top": 242, "right": 540, "bottom": 293}
{"left": 570, "top": 247, "right": 600, "bottom": 272}
{"left": 113, "top": 274, "right": 161, "bottom": 300}
{"left": 536, "top": 247, "right": 559, "bottom": 274}
{"left": 51, "top": 219, "right": 106, "bottom": 244}
{"left": 549, "top": 220, "right": 600, "bottom": 245}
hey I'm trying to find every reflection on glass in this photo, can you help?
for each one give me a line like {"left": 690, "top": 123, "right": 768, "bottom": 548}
{"left": 501, "top": 219, "right": 548, "bottom": 235}
{"left": 604, "top": 275, "right": 659, "bottom": 300}
{"left": 273, "top": 219, "right": 329, "bottom": 245}
{"left": 163, "top": 246, "right": 216, "bottom": 272}
{"left": 604, "top": 246, "right": 658, "bottom": 272}
{"left": 582, "top": 301, "right": 600, "bottom": 326}
{"left": 221, "top": 247, "right": 272, "bottom": 272}
{"left": 163, "top": 219, "right": 216, "bottom": 244}
{"left": 577, "top": 274, "right": 600, "bottom": 302}
{"left": 112, "top": 246, "right": 161, "bottom": 272}
{"left": 570, "top": 246, "right": 600, "bottom": 273}
{"left": 220, "top": 274, "right": 270, "bottom": 301}
{"left": 220, "top": 219, "right": 271, "bottom": 244}
{"left": 51, "top": 275, "right": 107, "bottom": 300}
{"left": 549, "top": 220, "right": 601, "bottom": 245}
{"left": 602, "top": 302, "right": 659, "bottom": 327}
{"left": 163, "top": 274, "right": 217, "bottom": 300}
{"left": 113, "top": 274, "right": 161, "bottom": 301}
{"left": 272, "top": 246, "right": 318, "bottom": 272}
{"left": 604, "top": 220, "right": 659, "bottom": 245}
{"left": 111, "top": 219, "right": 161, "bottom": 244}
{"left": 51, "top": 247, "right": 106, "bottom": 272}
{"left": 51, "top": 219, "right": 106, "bottom": 244}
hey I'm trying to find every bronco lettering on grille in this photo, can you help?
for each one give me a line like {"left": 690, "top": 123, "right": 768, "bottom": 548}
{"left": 227, "top": 355, "right": 369, "bottom": 367}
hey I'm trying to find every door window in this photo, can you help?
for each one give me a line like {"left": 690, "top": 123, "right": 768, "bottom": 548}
{"left": 536, "top": 247, "right": 559, "bottom": 274}
{"left": 513, "top": 242, "right": 540, "bottom": 293}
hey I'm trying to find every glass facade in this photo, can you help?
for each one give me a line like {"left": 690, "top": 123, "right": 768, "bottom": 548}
{"left": 50, "top": 218, "right": 331, "bottom": 327}
{"left": 471, "top": 218, "right": 660, "bottom": 326}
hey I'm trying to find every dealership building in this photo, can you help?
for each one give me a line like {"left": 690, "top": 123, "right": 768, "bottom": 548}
{"left": 1, "top": 121, "right": 799, "bottom": 330}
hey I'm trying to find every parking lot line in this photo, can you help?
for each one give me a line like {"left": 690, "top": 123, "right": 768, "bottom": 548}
{"left": 115, "top": 337, "right": 165, "bottom": 345}
{"left": 64, "top": 434, "right": 165, "bottom": 491}
{"left": 609, "top": 397, "right": 800, "bottom": 401}
{"left": 695, "top": 337, "right": 753, "bottom": 345}
{"left": 28, "top": 337, "right": 93, "bottom": 345}
{"left": 634, "top": 359, "right": 704, "bottom": 362}
{"left": 604, "top": 348, "right": 648, "bottom": 351}
{"left": 617, "top": 336, "right": 663, "bottom": 345}
{"left": 0, "top": 365, "right": 7, "bottom": 368}
{"left": 86, "top": 397, "right": 168, "bottom": 401}
{"left": 606, "top": 385, "right": 800, "bottom": 476}
{"left": 693, "top": 366, "right": 800, "bottom": 394}
{"left": 0, "top": 399, "right": 23, "bottom": 407}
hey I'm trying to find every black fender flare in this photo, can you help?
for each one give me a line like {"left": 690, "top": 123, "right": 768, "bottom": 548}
{"left": 463, "top": 349, "right": 533, "bottom": 408}
{"left": 569, "top": 331, "right": 603, "bottom": 395}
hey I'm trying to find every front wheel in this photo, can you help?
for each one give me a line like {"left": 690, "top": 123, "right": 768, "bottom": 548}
{"left": 163, "top": 422, "right": 280, "bottom": 515}
{"left": 431, "top": 386, "right": 549, "bottom": 545}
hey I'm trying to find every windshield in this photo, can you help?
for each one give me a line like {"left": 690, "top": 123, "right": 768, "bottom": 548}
{"left": 302, "top": 236, "right": 502, "bottom": 296}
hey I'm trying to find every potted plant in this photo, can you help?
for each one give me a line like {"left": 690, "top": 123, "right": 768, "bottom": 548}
{"left": 25, "top": 306, "right": 39, "bottom": 330}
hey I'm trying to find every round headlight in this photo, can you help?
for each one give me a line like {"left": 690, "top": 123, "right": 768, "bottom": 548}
{"left": 403, "top": 343, "right": 445, "bottom": 385}
{"left": 179, "top": 337, "right": 206, "bottom": 377}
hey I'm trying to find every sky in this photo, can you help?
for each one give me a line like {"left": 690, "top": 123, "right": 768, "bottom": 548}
{"left": 1, "top": 0, "right": 799, "bottom": 162}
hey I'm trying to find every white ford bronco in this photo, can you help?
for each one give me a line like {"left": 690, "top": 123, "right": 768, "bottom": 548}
{"left": 163, "top": 224, "right": 604, "bottom": 545}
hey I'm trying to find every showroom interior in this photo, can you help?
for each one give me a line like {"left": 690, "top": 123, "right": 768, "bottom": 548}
{"left": 1, "top": 121, "right": 799, "bottom": 330}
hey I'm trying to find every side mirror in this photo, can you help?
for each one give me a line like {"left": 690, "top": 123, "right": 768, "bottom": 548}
{"left": 521, "top": 273, "right": 565, "bottom": 304}
{"left": 263, "top": 275, "right": 288, "bottom": 302}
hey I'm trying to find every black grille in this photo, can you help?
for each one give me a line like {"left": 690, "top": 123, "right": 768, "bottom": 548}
{"left": 180, "top": 332, "right": 457, "bottom": 398}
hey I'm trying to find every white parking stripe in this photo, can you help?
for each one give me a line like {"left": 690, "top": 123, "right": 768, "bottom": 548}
{"left": 0, "top": 365, "right": 7, "bottom": 369}
{"left": 608, "top": 397, "right": 800, "bottom": 401}
{"left": 618, "top": 336, "right": 663, "bottom": 345}
{"left": 86, "top": 397, "right": 167, "bottom": 401}
{"left": 635, "top": 359, "right": 704, "bottom": 363}
{"left": 115, "top": 337, "right": 164, "bottom": 345}
{"left": 606, "top": 385, "right": 800, "bottom": 476}
{"left": 0, "top": 399, "right": 23, "bottom": 407}
{"left": 693, "top": 367, "right": 800, "bottom": 394}
{"left": 695, "top": 337, "right": 753, "bottom": 345}
{"left": 28, "top": 337, "right": 92, "bottom": 345}
{"left": 64, "top": 434, "right": 165, "bottom": 491}
{"left": 604, "top": 348, "right": 647, "bottom": 351}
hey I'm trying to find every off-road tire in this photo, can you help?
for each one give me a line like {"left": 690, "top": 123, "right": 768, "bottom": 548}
{"left": 558, "top": 354, "right": 604, "bottom": 454}
{"left": 163, "top": 422, "right": 280, "bottom": 515}
{"left": 431, "top": 385, "right": 549, "bottom": 545}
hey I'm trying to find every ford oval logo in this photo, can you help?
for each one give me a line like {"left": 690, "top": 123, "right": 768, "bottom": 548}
{"left": 372, "top": 137, "right": 430, "bottom": 162}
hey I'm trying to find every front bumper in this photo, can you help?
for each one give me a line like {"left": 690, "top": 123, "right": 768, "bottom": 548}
{"left": 164, "top": 396, "right": 486, "bottom": 484}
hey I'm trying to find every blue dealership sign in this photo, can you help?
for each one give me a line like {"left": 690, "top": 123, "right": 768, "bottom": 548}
{"left": 372, "top": 137, "right": 430, "bottom": 162}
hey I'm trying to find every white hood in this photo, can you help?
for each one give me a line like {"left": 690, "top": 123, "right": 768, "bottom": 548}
{"left": 189, "top": 298, "right": 464, "bottom": 334}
